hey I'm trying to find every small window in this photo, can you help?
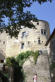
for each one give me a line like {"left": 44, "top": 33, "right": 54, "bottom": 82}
{"left": 38, "top": 38, "right": 40, "bottom": 44}
{"left": 41, "top": 29, "right": 43, "bottom": 34}
{"left": 0, "top": 40, "right": 1, "bottom": 42}
{"left": 0, "top": 60, "right": 4, "bottom": 63}
{"left": 28, "top": 41, "right": 30, "bottom": 45}
{"left": 1, "top": 60, "right": 4, "bottom": 63}
{"left": 39, "top": 50, "right": 42, "bottom": 55}
{"left": 44, "top": 30, "right": 46, "bottom": 35}
{"left": 41, "top": 29, "right": 46, "bottom": 35}
{"left": 21, "top": 43, "right": 24, "bottom": 49}
{"left": 37, "top": 22, "right": 39, "bottom": 25}
{"left": 3, "top": 41, "right": 5, "bottom": 44}
{"left": 16, "top": 37, "right": 18, "bottom": 39}
{"left": 42, "top": 41, "right": 43, "bottom": 43}
{"left": 22, "top": 31, "right": 26, "bottom": 38}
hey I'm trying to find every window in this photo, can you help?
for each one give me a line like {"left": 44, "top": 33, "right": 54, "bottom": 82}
{"left": 44, "top": 30, "right": 46, "bottom": 35}
{"left": 41, "top": 29, "right": 46, "bottom": 35}
{"left": 37, "top": 22, "right": 39, "bottom": 25}
{"left": 42, "top": 41, "right": 43, "bottom": 43}
{"left": 16, "top": 37, "right": 18, "bottom": 39}
{"left": 1, "top": 60, "right": 4, "bottom": 63}
{"left": 41, "top": 29, "right": 43, "bottom": 34}
{"left": 38, "top": 38, "right": 40, "bottom": 44}
{"left": 28, "top": 41, "right": 30, "bottom": 44}
{"left": 0, "top": 60, "right": 4, "bottom": 63}
{"left": 21, "top": 43, "right": 24, "bottom": 49}
{"left": 3, "top": 41, "right": 5, "bottom": 44}
{"left": 22, "top": 31, "right": 26, "bottom": 38}
{"left": 0, "top": 40, "right": 1, "bottom": 42}
{"left": 39, "top": 50, "right": 42, "bottom": 55}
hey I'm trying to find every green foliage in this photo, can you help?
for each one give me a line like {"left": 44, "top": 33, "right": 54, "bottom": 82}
{"left": 0, "top": 0, "right": 52, "bottom": 23}
{"left": 16, "top": 51, "right": 34, "bottom": 66}
{"left": 0, "top": 71, "right": 9, "bottom": 82}
{"left": 33, "top": 51, "right": 39, "bottom": 64}
{"left": 6, "top": 57, "right": 24, "bottom": 82}
{"left": 50, "top": 62, "right": 55, "bottom": 70}
{"left": 0, "top": 0, "right": 52, "bottom": 37}
{"left": 3, "top": 73, "right": 9, "bottom": 78}
{"left": 6, "top": 57, "right": 13, "bottom": 66}
{"left": 16, "top": 51, "right": 39, "bottom": 66}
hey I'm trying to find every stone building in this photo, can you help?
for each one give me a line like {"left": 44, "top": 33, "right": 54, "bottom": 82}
{"left": 18, "top": 20, "right": 50, "bottom": 53}
{"left": 0, "top": 19, "right": 52, "bottom": 82}
{"left": 0, "top": 20, "right": 50, "bottom": 60}
{"left": 45, "top": 28, "right": 55, "bottom": 82}
{"left": 46, "top": 28, "right": 55, "bottom": 62}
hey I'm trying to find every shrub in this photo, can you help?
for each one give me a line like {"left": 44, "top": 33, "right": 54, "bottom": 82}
{"left": 6, "top": 57, "right": 24, "bottom": 82}
{"left": 16, "top": 50, "right": 39, "bottom": 66}
{"left": 33, "top": 51, "right": 39, "bottom": 64}
{"left": 50, "top": 62, "right": 55, "bottom": 70}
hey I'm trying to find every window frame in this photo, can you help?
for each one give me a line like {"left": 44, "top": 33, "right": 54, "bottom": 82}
{"left": 21, "top": 43, "right": 24, "bottom": 49}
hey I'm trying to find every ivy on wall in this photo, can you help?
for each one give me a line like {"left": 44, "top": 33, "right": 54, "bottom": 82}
{"left": 16, "top": 50, "right": 39, "bottom": 66}
{"left": 1, "top": 50, "right": 39, "bottom": 82}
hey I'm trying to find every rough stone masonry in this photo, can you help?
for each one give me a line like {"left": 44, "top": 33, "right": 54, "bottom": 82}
{"left": 23, "top": 54, "right": 51, "bottom": 82}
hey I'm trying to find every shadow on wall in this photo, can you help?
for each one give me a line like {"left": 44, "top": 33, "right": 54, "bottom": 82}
{"left": 0, "top": 49, "right": 5, "bottom": 63}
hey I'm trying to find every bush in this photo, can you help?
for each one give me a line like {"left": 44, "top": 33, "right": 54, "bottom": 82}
{"left": 16, "top": 50, "right": 39, "bottom": 66}
{"left": 6, "top": 57, "right": 24, "bottom": 82}
{"left": 33, "top": 51, "right": 39, "bottom": 64}
{"left": 50, "top": 62, "right": 55, "bottom": 70}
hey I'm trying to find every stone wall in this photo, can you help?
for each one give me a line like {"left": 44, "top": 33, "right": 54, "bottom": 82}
{"left": 50, "top": 34, "right": 55, "bottom": 62}
{"left": 23, "top": 54, "right": 51, "bottom": 82}
{"left": 0, "top": 20, "right": 50, "bottom": 58}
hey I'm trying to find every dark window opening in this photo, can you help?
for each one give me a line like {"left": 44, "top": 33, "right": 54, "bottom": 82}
{"left": 44, "top": 30, "right": 46, "bottom": 35}
{"left": 39, "top": 50, "right": 42, "bottom": 55}
{"left": 22, "top": 32, "right": 26, "bottom": 38}
{"left": 41, "top": 29, "right": 46, "bottom": 35}
{"left": 37, "top": 22, "right": 39, "bottom": 25}
{"left": 3, "top": 41, "right": 5, "bottom": 44}
{"left": 16, "top": 37, "right": 18, "bottom": 39}
{"left": 41, "top": 29, "right": 43, "bottom": 34}
{"left": 28, "top": 41, "right": 30, "bottom": 44}
{"left": 0, "top": 60, "right": 4, "bottom": 63}
{"left": 0, "top": 40, "right": 1, "bottom": 42}
{"left": 38, "top": 38, "right": 40, "bottom": 44}
{"left": 21, "top": 43, "right": 24, "bottom": 49}
{"left": 42, "top": 41, "right": 43, "bottom": 43}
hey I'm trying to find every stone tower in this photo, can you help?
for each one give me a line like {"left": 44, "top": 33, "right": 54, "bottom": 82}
{"left": 18, "top": 20, "right": 50, "bottom": 53}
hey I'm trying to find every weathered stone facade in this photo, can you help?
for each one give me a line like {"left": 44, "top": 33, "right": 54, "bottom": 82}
{"left": 0, "top": 20, "right": 50, "bottom": 59}
{"left": 23, "top": 54, "right": 51, "bottom": 82}
{"left": 0, "top": 20, "right": 52, "bottom": 82}
{"left": 46, "top": 29, "right": 55, "bottom": 82}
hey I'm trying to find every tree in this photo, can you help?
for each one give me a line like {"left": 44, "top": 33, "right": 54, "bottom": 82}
{"left": 0, "top": 71, "right": 9, "bottom": 82}
{"left": 0, "top": 0, "right": 52, "bottom": 37}
{"left": 5, "top": 57, "right": 24, "bottom": 82}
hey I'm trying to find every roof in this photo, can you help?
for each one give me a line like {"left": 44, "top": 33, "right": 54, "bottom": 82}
{"left": 45, "top": 28, "right": 55, "bottom": 46}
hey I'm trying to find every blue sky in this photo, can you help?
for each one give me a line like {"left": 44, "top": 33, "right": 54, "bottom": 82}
{"left": 24, "top": 0, "right": 55, "bottom": 34}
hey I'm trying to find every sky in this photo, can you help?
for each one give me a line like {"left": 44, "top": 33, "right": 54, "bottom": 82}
{"left": 24, "top": 0, "right": 55, "bottom": 34}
